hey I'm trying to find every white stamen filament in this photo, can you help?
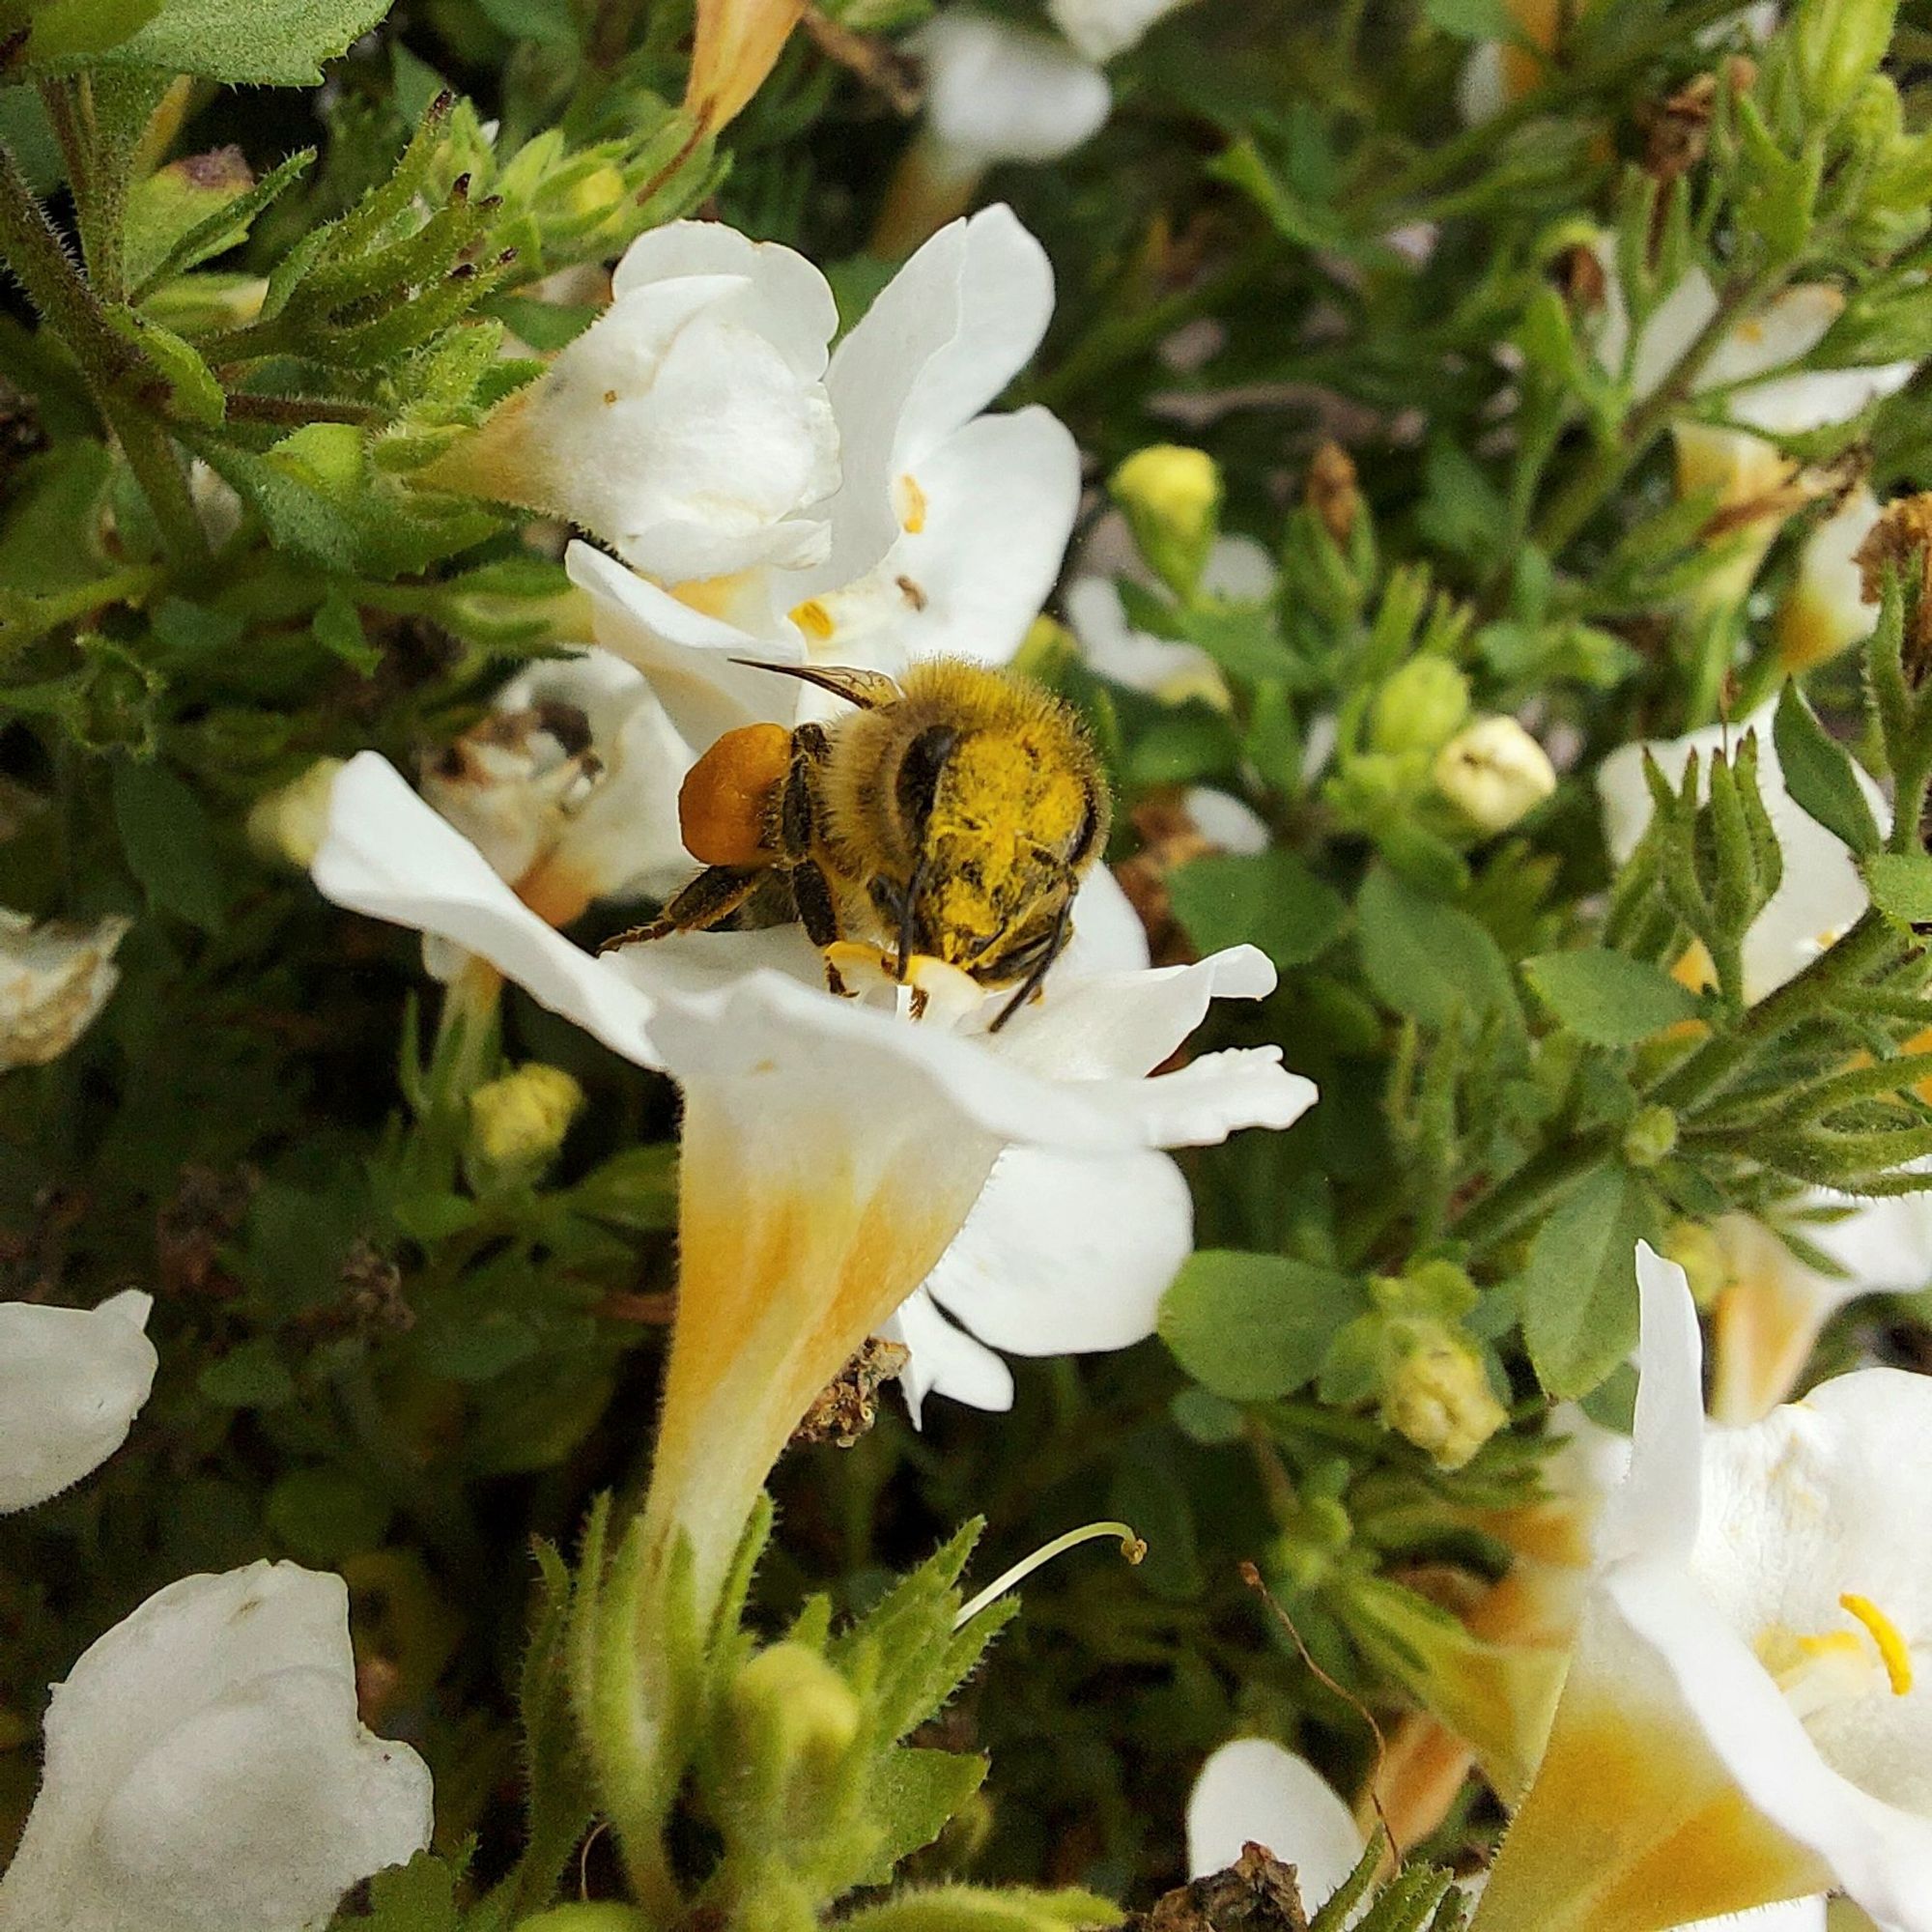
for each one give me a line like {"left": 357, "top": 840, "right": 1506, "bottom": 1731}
{"left": 953, "top": 1520, "right": 1147, "bottom": 1631}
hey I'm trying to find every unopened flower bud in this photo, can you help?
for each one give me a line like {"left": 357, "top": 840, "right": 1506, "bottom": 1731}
{"left": 686, "top": 0, "right": 805, "bottom": 133}
{"left": 1370, "top": 658, "right": 1471, "bottom": 758}
{"left": 247, "top": 758, "right": 346, "bottom": 871}
{"left": 467, "top": 1064, "right": 584, "bottom": 1175}
{"left": 726, "top": 1640, "right": 863, "bottom": 1795}
{"left": 1622, "top": 1104, "right": 1679, "bottom": 1170}
{"left": 1662, "top": 1218, "right": 1729, "bottom": 1312}
{"left": 1380, "top": 1326, "right": 1507, "bottom": 1471}
{"left": 1434, "top": 715, "right": 1557, "bottom": 832}
{"left": 1110, "top": 444, "right": 1221, "bottom": 600}
{"left": 1304, "top": 440, "right": 1362, "bottom": 547}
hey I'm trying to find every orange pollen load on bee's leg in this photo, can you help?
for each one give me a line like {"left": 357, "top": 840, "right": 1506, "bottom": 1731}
{"left": 678, "top": 724, "right": 793, "bottom": 867}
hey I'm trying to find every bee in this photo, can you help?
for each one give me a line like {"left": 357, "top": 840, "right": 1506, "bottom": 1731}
{"left": 600, "top": 658, "right": 1111, "bottom": 1028}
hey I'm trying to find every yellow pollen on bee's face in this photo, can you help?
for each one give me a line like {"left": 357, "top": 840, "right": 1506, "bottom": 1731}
{"left": 896, "top": 473, "right": 927, "bottom": 534}
{"left": 790, "top": 598, "right": 835, "bottom": 641}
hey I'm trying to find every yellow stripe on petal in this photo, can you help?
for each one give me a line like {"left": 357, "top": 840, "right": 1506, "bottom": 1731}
{"left": 790, "top": 598, "right": 835, "bottom": 642}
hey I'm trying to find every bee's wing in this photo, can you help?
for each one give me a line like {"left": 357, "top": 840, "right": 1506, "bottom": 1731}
{"left": 731, "top": 660, "right": 902, "bottom": 711}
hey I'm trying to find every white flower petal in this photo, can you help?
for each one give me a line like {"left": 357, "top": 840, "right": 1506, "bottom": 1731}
{"left": 1456, "top": 41, "right": 1508, "bottom": 127}
{"left": 880, "top": 1289, "right": 1014, "bottom": 1423}
{"left": 1701, "top": 286, "right": 1845, "bottom": 392}
{"left": 569, "top": 541, "right": 804, "bottom": 750}
{"left": 809, "top": 406, "right": 1081, "bottom": 669}
{"left": 610, "top": 220, "right": 838, "bottom": 380}
{"left": 821, "top": 206, "right": 1057, "bottom": 591}
{"left": 916, "top": 14, "right": 1111, "bottom": 170}
{"left": 1599, "top": 1243, "right": 1706, "bottom": 1567}
{"left": 0, "top": 1561, "right": 431, "bottom": 1932}
{"left": 313, "top": 753, "right": 664, "bottom": 1067}
{"left": 1185, "top": 1738, "right": 1366, "bottom": 1904}
{"left": 0, "top": 1292, "right": 156, "bottom": 1514}
{"left": 1728, "top": 361, "right": 1917, "bottom": 436}
{"left": 0, "top": 909, "right": 129, "bottom": 1072}
{"left": 1046, "top": 0, "right": 1189, "bottom": 61}
{"left": 1059, "top": 863, "right": 1153, "bottom": 978}
{"left": 1202, "top": 533, "right": 1279, "bottom": 601}
{"left": 1183, "top": 787, "right": 1273, "bottom": 856}
{"left": 1065, "top": 575, "right": 1221, "bottom": 699}
{"left": 921, "top": 1144, "right": 1190, "bottom": 1361}
{"left": 1777, "top": 486, "right": 1882, "bottom": 672}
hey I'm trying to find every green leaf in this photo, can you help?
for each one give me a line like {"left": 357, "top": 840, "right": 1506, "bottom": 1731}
{"left": 197, "top": 1337, "right": 295, "bottom": 1407}
{"left": 1520, "top": 1167, "right": 1659, "bottom": 1399}
{"left": 855, "top": 1749, "right": 990, "bottom": 1888}
{"left": 1425, "top": 0, "right": 1520, "bottom": 40}
{"left": 1864, "top": 849, "right": 1932, "bottom": 925}
{"left": 1521, "top": 950, "right": 1701, "bottom": 1046}
{"left": 1158, "top": 1250, "right": 1369, "bottom": 1402}
{"left": 1354, "top": 865, "right": 1520, "bottom": 1034}
{"left": 266, "top": 1465, "right": 393, "bottom": 1564}
{"left": 1167, "top": 847, "right": 1348, "bottom": 971}
{"left": 361, "top": 1852, "right": 465, "bottom": 1932}
{"left": 73, "top": 0, "right": 399, "bottom": 83}
{"left": 22, "top": 0, "right": 162, "bottom": 63}
{"left": 0, "top": 442, "right": 114, "bottom": 593}
{"left": 1773, "top": 682, "right": 1883, "bottom": 855}
{"left": 112, "top": 756, "right": 226, "bottom": 932}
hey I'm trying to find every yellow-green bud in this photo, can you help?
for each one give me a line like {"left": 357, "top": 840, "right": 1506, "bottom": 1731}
{"left": 245, "top": 758, "right": 346, "bottom": 871}
{"left": 467, "top": 1063, "right": 584, "bottom": 1175}
{"left": 1623, "top": 1104, "right": 1678, "bottom": 1170}
{"left": 1662, "top": 1218, "right": 1729, "bottom": 1312}
{"left": 1380, "top": 1325, "right": 1507, "bottom": 1471}
{"left": 1369, "top": 657, "right": 1470, "bottom": 757}
{"left": 1433, "top": 715, "right": 1557, "bottom": 833}
{"left": 726, "top": 1640, "right": 863, "bottom": 1790}
{"left": 1110, "top": 443, "right": 1221, "bottom": 600}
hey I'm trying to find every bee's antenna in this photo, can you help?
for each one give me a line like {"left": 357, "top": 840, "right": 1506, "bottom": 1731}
{"left": 728, "top": 660, "right": 901, "bottom": 711}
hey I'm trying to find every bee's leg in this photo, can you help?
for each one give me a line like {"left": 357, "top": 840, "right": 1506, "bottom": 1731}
{"left": 777, "top": 723, "right": 832, "bottom": 860}
{"left": 988, "top": 902, "right": 1071, "bottom": 1033}
{"left": 790, "top": 859, "right": 854, "bottom": 996}
{"left": 597, "top": 866, "right": 761, "bottom": 954}
{"left": 867, "top": 867, "right": 925, "bottom": 981}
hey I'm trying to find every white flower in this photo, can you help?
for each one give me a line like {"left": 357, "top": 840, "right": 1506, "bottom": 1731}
{"left": 0, "top": 909, "right": 129, "bottom": 1071}
{"left": 314, "top": 752, "right": 1314, "bottom": 1619}
{"left": 421, "top": 647, "right": 693, "bottom": 924}
{"left": 1596, "top": 705, "right": 1886, "bottom": 1003}
{"left": 1047, "top": 0, "right": 1191, "bottom": 60}
{"left": 0, "top": 1561, "right": 432, "bottom": 1932}
{"left": 0, "top": 1292, "right": 156, "bottom": 1513}
{"left": 1589, "top": 251, "right": 1915, "bottom": 606}
{"left": 436, "top": 221, "right": 841, "bottom": 582}
{"left": 1433, "top": 716, "right": 1557, "bottom": 833}
{"left": 1064, "top": 523, "right": 1277, "bottom": 707}
{"left": 1186, "top": 1736, "right": 1826, "bottom": 1932}
{"left": 1775, "top": 485, "right": 1883, "bottom": 673}
{"left": 442, "top": 209, "right": 1076, "bottom": 731}
{"left": 912, "top": 14, "right": 1112, "bottom": 183}
{"left": 1709, "top": 1186, "right": 1932, "bottom": 1424}
{"left": 1471, "top": 1245, "right": 1932, "bottom": 1932}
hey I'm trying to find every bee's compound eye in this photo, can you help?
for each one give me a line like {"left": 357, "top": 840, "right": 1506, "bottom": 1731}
{"left": 678, "top": 724, "right": 793, "bottom": 867}
{"left": 895, "top": 724, "right": 959, "bottom": 837}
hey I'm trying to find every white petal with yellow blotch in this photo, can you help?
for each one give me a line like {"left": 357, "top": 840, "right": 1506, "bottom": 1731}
{"left": 1596, "top": 705, "right": 1885, "bottom": 1004}
{"left": 315, "top": 753, "right": 1313, "bottom": 1611}
{"left": 1184, "top": 1736, "right": 1824, "bottom": 1932}
{"left": 0, "top": 1292, "right": 156, "bottom": 1514}
{"left": 1472, "top": 1245, "right": 1932, "bottom": 1932}
{"left": 0, "top": 1562, "right": 431, "bottom": 1932}
{"left": 912, "top": 13, "right": 1112, "bottom": 179}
